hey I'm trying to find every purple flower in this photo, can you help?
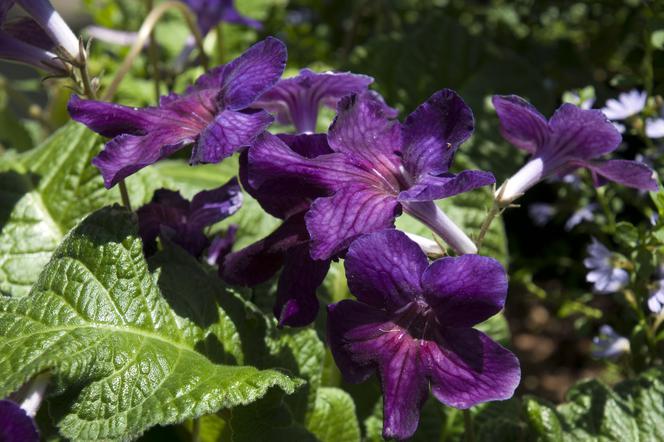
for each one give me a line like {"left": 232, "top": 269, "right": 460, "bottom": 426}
{"left": 137, "top": 178, "right": 242, "bottom": 257}
{"left": 248, "top": 90, "right": 495, "bottom": 258}
{"left": 0, "top": 0, "right": 71, "bottom": 74}
{"left": 0, "top": 400, "right": 39, "bottom": 442}
{"left": 206, "top": 224, "right": 237, "bottom": 266}
{"left": 253, "top": 68, "right": 374, "bottom": 133}
{"left": 181, "top": 0, "right": 261, "bottom": 35}
{"left": 222, "top": 133, "right": 334, "bottom": 327}
{"left": 583, "top": 238, "right": 629, "bottom": 295}
{"left": 327, "top": 230, "right": 520, "bottom": 440}
{"left": 591, "top": 325, "right": 630, "bottom": 359}
{"left": 493, "top": 95, "right": 658, "bottom": 204}
{"left": 68, "top": 37, "right": 286, "bottom": 188}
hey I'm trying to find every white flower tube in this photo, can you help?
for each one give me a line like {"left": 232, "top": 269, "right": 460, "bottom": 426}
{"left": 17, "top": 0, "right": 81, "bottom": 60}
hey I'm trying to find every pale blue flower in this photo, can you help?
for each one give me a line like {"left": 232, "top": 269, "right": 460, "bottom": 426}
{"left": 645, "top": 118, "right": 664, "bottom": 139}
{"left": 584, "top": 238, "right": 629, "bottom": 294}
{"left": 601, "top": 90, "right": 646, "bottom": 121}
{"left": 565, "top": 203, "right": 597, "bottom": 231}
{"left": 591, "top": 325, "right": 630, "bottom": 359}
{"left": 528, "top": 203, "right": 556, "bottom": 226}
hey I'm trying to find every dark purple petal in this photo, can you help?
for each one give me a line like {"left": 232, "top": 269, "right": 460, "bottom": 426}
{"left": 426, "top": 328, "right": 520, "bottom": 408}
{"left": 221, "top": 213, "right": 310, "bottom": 286}
{"left": 398, "top": 170, "right": 495, "bottom": 202}
{"left": 573, "top": 159, "right": 659, "bottom": 191}
{"left": 189, "top": 177, "right": 243, "bottom": 228}
{"left": 255, "top": 69, "right": 373, "bottom": 133}
{"left": 181, "top": 0, "right": 261, "bottom": 35}
{"left": 207, "top": 225, "right": 237, "bottom": 266}
{"left": 274, "top": 244, "right": 330, "bottom": 327}
{"left": 15, "top": 0, "right": 80, "bottom": 59}
{"left": 0, "top": 30, "right": 65, "bottom": 75}
{"left": 0, "top": 1, "right": 14, "bottom": 22}
{"left": 195, "top": 37, "right": 286, "bottom": 110}
{"left": 344, "top": 230, "right": 426, "bottom": 311}
{"left": 421, "top": 255, "right": 507, "bottom": 327}
{"left": 137, "top": 189, "right": 189, "bottom": 255}
{"left": 305, "top": 186, "right": 401, "bottom": 260}
{"left": 548, "top": 103, "right": 622, "bottom": 160}
{"left": 327, "top": 299, "right": 391, "bottom": 384}
{"left": 3, "top": 17, "right": 53, "bottom": 50}
{"left": 402, "top": 89, "right": 474, "bottom": 179}
{"left": 191, "top": 109, "right": 273, "bottom": 164}
{"left": 492, "top": 95, "right": 550, "bottom": 155}
{"left": 328, "top": 92, "right": 402, "bottom": 174}
{"left": 241, "top": 134, "right": 332, "bottom": 219}
{"left": 221, "top": 1, "right": 262, "bottom": 29}
{"left": 0, "top": 400, "right": 39, "bottom": 442}
{"left": 68, "top": 95, "right": 164, "bottom": 137}
{"left": 92, "top": 132, "right": 189, "bottom": 188}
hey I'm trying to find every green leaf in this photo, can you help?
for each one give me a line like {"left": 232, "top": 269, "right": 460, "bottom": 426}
{"left": 305, "top": 387, "right": 361, "bottom": 442}
{"left": 523, "top": 397, "right": 563, "bottom": 442}
{"left": 0, "top": 207, "right": 299, "bottom": 441}
{"left": 614, "top": 221, "right": 638, "bottom": 248}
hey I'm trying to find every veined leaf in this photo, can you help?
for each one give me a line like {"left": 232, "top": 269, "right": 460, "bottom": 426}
{"left": 0, "top": 207, "right": 299, "bottom": 441}
{"left": 305, "top": 387, "right": 361, "bottom": 442}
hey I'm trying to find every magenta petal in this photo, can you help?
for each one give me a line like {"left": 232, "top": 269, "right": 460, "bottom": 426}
{"left": 402, "top": 89, "right": 474, "bottom": 179}
{"left": 0, "top": 400, "right": 39, "bottom": 442}
{"left": 92, "top": 132, "right": 189, "bottom": 188}
{"left": 398, "top": 170, "right": 495, "bottom": 202}
{"left": 328, "top": 92, "right": 402, "bottom": 172}
{"left": 68, "top": 95, "right": 164, "bottom": 137}
{"left": 548, "top": 103, "right": 622, "bottom": 160}
{"left": 327, "top": 299, "right": 391, "bottom": 383}
{"left": 426, "top": 328, "right": 520, "bottom": 408}
{"left": 575, "top": 159, "right": 659, "bottom": 191}
{"left": 305, "top": 186, "right": 401, "bottom": 260}
{"left": 188, "top": 177, "right": 243, "bottom": 228}
{"left": 191, "top": 109, "right": 273, "bottom": 164}
{"left": 221, "top": 214, "right": 310, "bottom": 286}
{"left": 275, "top": 245, "right": 330, "bottom": 327}
{"left": 492, "top": 95, "right": 550, "bottom": 155}
{"left": 421, "top": 255, "right": 507, "bottom": 327}
{"left": 345, "top": 230, "right": 426, "bottom": 310}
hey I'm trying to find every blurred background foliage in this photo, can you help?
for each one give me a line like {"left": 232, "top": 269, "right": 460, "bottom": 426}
{"left": 1, "top": 0, "right": 664, "bottom": 430}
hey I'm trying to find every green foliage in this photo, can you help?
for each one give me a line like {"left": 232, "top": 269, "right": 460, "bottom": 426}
{"left": 0, "top": 207, "right": 299, "bottom": 440}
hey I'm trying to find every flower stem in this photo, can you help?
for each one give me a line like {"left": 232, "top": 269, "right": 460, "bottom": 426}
{"left": 595, "top": 186, "right": 616, "bottom": 233}
{"left": 215, "top": 24, "right": 224, "bottom": 64}
{"left": 119, "top": 181, "right": 132, "bottom": 211}
{"left": 146, "top": 0, "right": 161, "bottom": 103}
{"left": 463, "top": 409, "right": 475, "bottom": 442}
{"left": 476, "top": 184, "right": 512, "bottom": 252}
{"left": 102, "top": 1, "right": 208, "bottom": 101}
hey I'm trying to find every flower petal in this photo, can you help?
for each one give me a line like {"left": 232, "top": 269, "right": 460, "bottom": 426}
{"left": 344, "top": 229, "right": 426, "bottom": 311}
{"left": 421, "top": 255, "right": 507, "bottom": 327}
{"left": 425, "top": 328, "right": 520, "bottom": 408}
{"left": 195, "top": 37, "right": 286, "bottom": 110}
{"left": 188, "top": 177, "right": 243, "bottom": 228}
{"left": 275, "top": 244, "right": 330, "bottom": 327}
{"left": 328, "top": 92, "right": 402, "bottom": 173}
{"left": 191, "top": 109, "right": 273, "bottom": 164}
{"left": 398, "top": 170, "right": 495, "bottom": 202}
{"left": 492, "top": 95, "right": 550, "bottom": 155}
{"left": 305, "top": 186, "right": 401, "bottom": 260}
{"left": 574, "top": 159, "right": 658, "bottom": 191}
{"left": 326, "top": 299, "right": 392, "bottom": 384}
{"left": 0, "top": 400, "right": 39, "bottom": 442}
{"left": 92, "top": 132, "right": 189, "bottom": 188}
{"left": 221, "top": 213, "right": 310, "bottom": 286}
{"left": 68, "top": 95, "right": 164, "bottom": 137}
{"left": 137, "top": 189, "right": 190, "bottom": 255}
{"left": 548, "top": 103, "right": 622, "bottom": 160}
{"left": 3, "top": 17, "right": 53, "bottom": 50}
{"left": 402, "top": 89, "right": 474, "bottom": 179}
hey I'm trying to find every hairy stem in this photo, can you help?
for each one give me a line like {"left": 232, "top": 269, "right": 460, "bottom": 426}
{"left": 146, "top": 0, "right": 161, "bottom": 102}
{"left": 463, "top": 409, "right": 475, "bottom": 442}
{"left": 102, "top": 1, "right": 208, "bottom": 101}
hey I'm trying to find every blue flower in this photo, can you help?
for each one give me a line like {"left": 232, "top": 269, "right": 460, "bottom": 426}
{"left": 583, "top": 238, "right": 629, "bottom": 294}
{"left": 591, "top": 325, "right": 630, "bottom": 359}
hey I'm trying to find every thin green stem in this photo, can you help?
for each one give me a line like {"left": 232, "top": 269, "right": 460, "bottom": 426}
{"left": 102, "top": 1, "right": 208, "bottom": 101}
{"left": 439, "top": 407, "right": 459, "bottom": 442}
{"left": 146, "top": 0, "right": 161, "bottom": 102}
{"left": 118, "top": 181, "right": 132, "bottom": 211}
{"left": 476, "top": 201, "right": 501, "bottom": 251}
{"left": 595, "top": 187, "right": 616, "bottom": 233}
{"left": 463, "top": 409, "right": 475, "bottom": 442}
{"left": 215, "top": 23, "right": 224, "bottom": 64}
{"left": 80, "top": 61, "right": 97, "bottom": 100}
{"left": 191, "top": 418, "right": 200, "bottom": 442}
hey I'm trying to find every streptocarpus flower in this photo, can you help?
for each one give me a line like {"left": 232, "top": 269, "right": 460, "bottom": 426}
{"left": 327, "top": 230, "right": 520, "bottom": 440}
{"left": 0, "top": 400, "right": 39, "bottom": 442}
{"left": 137, "top": 178, "right": 242, "bottom": 257}
{"left": 68, "top": 37, "right": 286, "bottom": 188}
{"left": 591, "top": 325, "right": 630, "bottom": 359}
{"left": 601, "top": 89, "right": 646, "bottom": 121}
{"left": 248, "top": 90, "right": 495, "bottom": 257}
{"left": 223, "top": 133, "right": 333, "bottom": 327}
{"left": 181, "top": 0, "right": 261, "bottom": 35}
{"left": 583, "top": 238, "right": 628, "bottom": 295}
{"left": 493, "top": 95, "right": 658, "bottom": 204}
{"left": 253, "top": 68, "right": 374, "bottom": 133}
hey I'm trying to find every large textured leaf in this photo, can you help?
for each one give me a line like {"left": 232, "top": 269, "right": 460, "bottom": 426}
{"left": 0, "top": 207, "right": 299, "bottom": 441}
